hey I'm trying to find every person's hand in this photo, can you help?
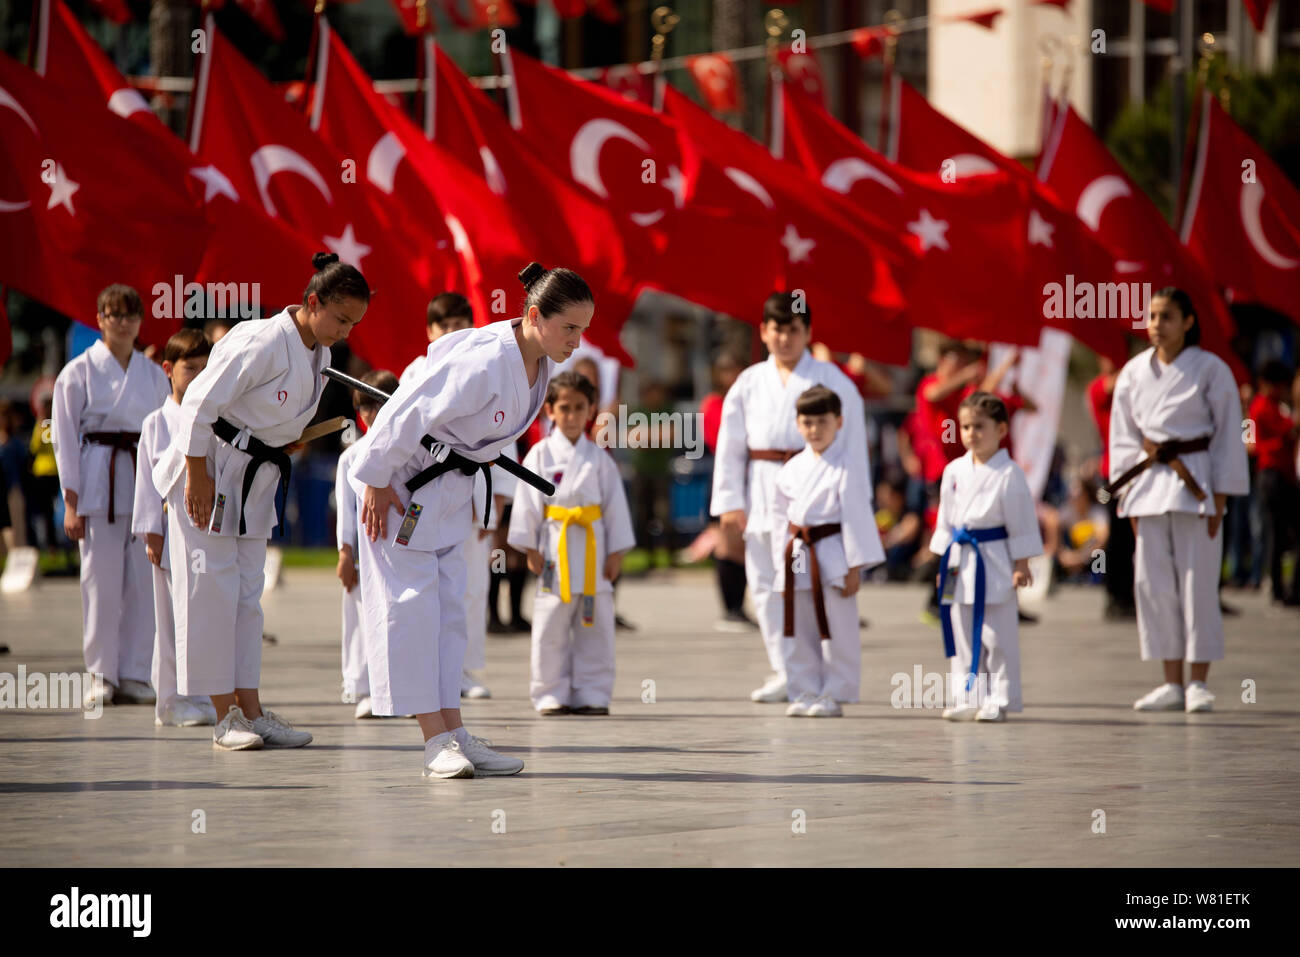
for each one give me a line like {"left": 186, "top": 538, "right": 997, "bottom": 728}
{"left": 1207, "top": 494, "right": 1226, "bottom": 539}
{"left": 604, "top": 552, "right": 624, "bottom": 583}
{"left": 361, "top": 484, "right": 404, "bottom": 542}
{"left": 810, "top": 342, "right": 833, "bottom": 362}
{"left": 1012, "top": 558, "right": 1033, "bottom": 588}
{"left": 337, "top": 549, "right": 357, "bottom": 591}
{"left": 184, "top": 460, "right": 215, "bottom": 529}
{"left": 477, "top": 527, "right": 494, "bottom": 541}
{"left": 525, "top": 548, "right": 543, "bottom": 576}
{"left": 720, "top": 509, "right": 747, "bottom": 536}
{"left": 838, "top": 566, "right": 862, "bottom": 597}
{"left": 62, "top": 492, "right": 85, "bottom": 541}
{"left": 145, "top": 533, "right": 164, "bottom": 566}
{"left": 283, "top": 441, "right": 304, "bottom": 455}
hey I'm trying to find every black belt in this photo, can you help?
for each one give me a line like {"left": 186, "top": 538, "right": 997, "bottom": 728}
{"left": 83, "top": 430, "right": 140, "bottom": 524}
{"left": 1099, "top": 435, "right": 1213, "bottom": 504}
{"left": 212, "top": 417, "right": 292, "bottom": 536}
{"left": 405, "top": 435, "right": 494, "bottom": 529}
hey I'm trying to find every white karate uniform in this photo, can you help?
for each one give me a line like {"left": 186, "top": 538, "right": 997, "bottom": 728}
{"left": 508, "top": 432, "right": 635, "bottom": 710}
{"left": 463, "top": 447, "right": 518, "bottom": 672}
{"left": 335, "top": 440, "right": 368, "bottom": 698}
{"left": 929, "top": 449, "right": 1043, "bottom": 711}
{"left": 770, "top": 435, "right": 883, "bottom": 703}
{"left": 398, "top": 352, "right": 427, "bottom": 387}
{"left": 710, "top": 351, "right": 871, "bottom": 677}
{"left": 52, "top": 341, "right": 168, "bottom": 687}
{"left": 349, "top": 318, "right": 551, "bottom": 716}
{"left": 153, "top": 308, "right": 330, "bottom": 695}
{"left": 1110, "top": 346, "right": 1249, "bottom": 662}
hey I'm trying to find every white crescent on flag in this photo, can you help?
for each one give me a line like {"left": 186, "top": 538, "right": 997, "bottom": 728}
{"left": 1076, "top": 175, "right": 1132, "bottom": 232}
{"left": 821, "top": 156, "right": 903, "bottom": 196}
{"left": 1240, "top": 181, "right": 1300, "bottom": 270}
{"left": 0, "top": 85, "right": 37, "bottom": 212}
{"left": 366, "top": 131, "right": 406, "bottom": 196}
{"left": 251, "top": 144, "right": 333, "bottom": 218}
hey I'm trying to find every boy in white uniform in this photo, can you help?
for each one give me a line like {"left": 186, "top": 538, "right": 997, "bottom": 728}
{"left": 710, "top": 293, "right": 871, "bottom": 704}
{"left": 399, "top": 292, "right": 474, "bottom": 386}
{"left": 509, "top": 372, "right": 635, "bottom": 715}
{"left": 1107, "top": 288, "right": 1248, "bottom": 713}
{"left": 771, "top": 387, "right": 883, "bottom": 717}
{"left": 132, "top": 329, "right": 220, "bottom": 727}
{"left": 336, "top": 369, "right": 399, "bottom": 720}
{"left": 52, "top": 284, "right": 169, "bottom": 708}
{"left": 930, "top": 392, "right": 1044, "bottom": 722}
{"left": 155, "top": 252, "right": 368, "bottom": 750}
{"left": 350, "top": 263, "right": 593, "bottom": 779}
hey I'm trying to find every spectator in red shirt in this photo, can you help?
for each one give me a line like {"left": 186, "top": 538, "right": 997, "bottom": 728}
{"left": 959, "top": 348, "right": 1038, "bottom": 457}
{"left": 1247, "top": 360, "right": 1300, "bottom": 606}
{"left": 914, "top": 341, "right": 983, "bottom": 486}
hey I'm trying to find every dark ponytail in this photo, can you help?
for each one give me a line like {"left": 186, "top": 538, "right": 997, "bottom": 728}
{"left": 1153, "top": 286, "right": 1200, "bottom": 346}
{"left": 518, "top": 261, "right": 592, "bottom": 319}
{"left": 303, "top": 252, "right": 371, "bottom": 309}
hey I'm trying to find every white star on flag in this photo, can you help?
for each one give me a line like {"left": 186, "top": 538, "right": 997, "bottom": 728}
{"left": 907, "top": 208, "right": 949, "bottom": 252}
{"left": 190, "top": 165, "right": 239, "bottom": 204}
{"left": 780, "top": 223, "right": 815, "bottom": 263}
{"left": 660, "top": 164, "right": 686, "bottom": 209}
{"left": 324, "top": 223, "right": 372, "bottom": 269}
{"left": 1028, "top": 208, "right": 1055, "bottom": 247}
{"left": 45, "top": 163, "right": 79, "bottom": 215}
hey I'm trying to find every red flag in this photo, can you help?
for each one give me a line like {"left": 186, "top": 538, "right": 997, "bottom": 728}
{"left": 192, "top": 17, "right": 462, "bottom": 370}
{"left": 1040, "top": 101, "right": 1239, "bottom": 359}
{"left": 1243, "top": 1, "right": 1273, "bottom": 31}
{"left": 36, "top": 0, "right": 322, "bottom": 327}
{"left": 501, "top": 46, "right": 775, "bottom": 326}
{"left": 596, "top": 64, "right": 654, "bottom": 106}
{"left": 776, "top": 47, "right": 825, "bottom": 106}
{"left": 1183, "top": 90, "right": 1300, "bottom": 323}
{"left": 0, "top": 53, "right": 207, "bottom": 348}
{"left": 87, "top": 0, "right": 131, "bottom": 23}
{"left": 850, "top": 26, "right": 895, "bottom": 60}
{"left": 441, "top": 0, "right": 519, "bottom": 28}
{"left": 890, "top": 79, "right": 1026, "bottom": 179}
{"left": 944, "top": 7, "right": 1003, "bottom": 29}
{"left": 686, "top": 54, "right": 741, "bottom": 113}
{"left": 664, "top": 85, "right": 909, "bottom": 362}
{"left": 389, "top": 0, "right": 437, "bottom": 34}
{"left": 424, "top": 41, "right": 636, "bottom": 362}
{"left": 234, "top": 0, "right": 286, "bottom": 41}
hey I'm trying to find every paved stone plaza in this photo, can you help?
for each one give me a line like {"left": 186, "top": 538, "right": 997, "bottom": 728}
{"left": 1, "top": 570, "right": 1297, "bottom": 867}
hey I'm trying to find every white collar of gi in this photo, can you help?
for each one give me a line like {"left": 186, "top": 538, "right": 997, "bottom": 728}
{"left": 968, "top": 447, "right": 1011, "bottom": 470}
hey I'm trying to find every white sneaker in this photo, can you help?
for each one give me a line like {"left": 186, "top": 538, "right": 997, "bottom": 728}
{"left": 1134, "top": 683, "right": 1185, "bottom": 711}
{"left": 189, "top": 696, "right": 219, "bottom": 724}
{"left": 751, "top": 673, "right": 788, "bottom": 703}
{"left": 354, "top": 696, "right": 375, "bottom": 719}
{"left": 156, "top": 698, "right": 215, "bottom": 727}
{"left": 213, "top": 706, "right": 264, "bottom": 751}
{"left": 942, "top": 704, "right": 979, "bottom": 721}
{"left": 1185, "top": 682, "right": 1215, "bottom": 713}
{"left": 114, "top": 678, "right": 156, "bottom": 704}
{"left": 251, "top": 709, "right": 313, "bottom": 748}
{"left": 785, "top": 692, "right": 818, "bottom": 717}
{"left": 83, "top": 680, "right": 114, "bottom": 710}
{"left": 460, "top": 734, "right": 524, "bottom": 775}
{"left": 461, "top": 671, "right": 492, "bottom": 699}
{"left": 423, "top": 734, "right": 474, "bottom": 779}
{"left": 807, "top": 694, "right": 843, "bottom": 717}
{"left": 975, "top": 700, "right": 1006, "bottom": 722}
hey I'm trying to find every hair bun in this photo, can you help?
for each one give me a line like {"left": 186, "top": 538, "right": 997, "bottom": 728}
{"left": 312, "top": 252, "right": 341, "bottom": 272}
{"left": 518, "top": 262, "right": 545, "bottom": 289}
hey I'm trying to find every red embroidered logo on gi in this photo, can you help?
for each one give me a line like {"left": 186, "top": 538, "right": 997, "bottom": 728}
{"left": 276, "top": 390, "right": 288, "bottom": 406}
{"left": 493, "top": 410, "right": 505, "bottom": 424}
{"left": 552, "top": 471, "right": 564, "bottom": 484}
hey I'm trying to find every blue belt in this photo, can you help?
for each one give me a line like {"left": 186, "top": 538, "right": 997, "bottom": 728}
{"left": 937, "top": 525, "right": 1008, "bottom": 691}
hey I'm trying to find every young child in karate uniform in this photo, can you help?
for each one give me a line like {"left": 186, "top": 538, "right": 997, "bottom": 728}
{"left": 1108, "top": 288, "right": 1248, "bottom": 713}
{"left": 508, "top": 372, "right": 635, "bottom": 715}
{"left": 350, "top": 263, "right": 594, "bottom": 778}
{"left": 133, "top": 329, "right": 220, "bottom": 727}
{"left": 771, "top": 386, "right": 883, "bottom": 717}
{"left": 155, "top": 252, "right": 368, "bottom": 751}
{"left": 711, "top": 293, "right": 871, "bottom": 704}
{"left": 336, "top": 369, "right": 399, "bottom": 720}
{"left": 52, "top": 284, "right": 169, "bottom": 709}
{"left": 930, "top": 392, "right": 1043, "bottom": 722}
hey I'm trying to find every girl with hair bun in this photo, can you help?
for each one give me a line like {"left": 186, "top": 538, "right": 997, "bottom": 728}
{"left": 349, "top": 262, "right": 593, "bottom": 779}
{"left": 1107, "top": 287, "right": 1248, "bottom": 713}
{"left": 153, "top": 252, "right": 367, "bottom": 751}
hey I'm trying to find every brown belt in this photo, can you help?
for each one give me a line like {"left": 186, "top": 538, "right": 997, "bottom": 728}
{"left": 748, "top": 448, "right": 799, "bottom": 464}
{"left": 782, "top": 522, "right": 842, "bottom": 641}
{"left": 83, "top": 431, "right": 141, "bottom": 524}
{"left": 1100, "top": 434, "right": 1212, "bottom": 504}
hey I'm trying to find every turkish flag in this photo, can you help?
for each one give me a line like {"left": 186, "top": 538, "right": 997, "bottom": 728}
{"left": 87, "top": 0, "right": 131, "bottom": 23}
{"left": 686, "top": 54, "right": 741, "bottom": 113}
{"left": 664, "top": 85, "right": 909, "bottom": 362}
{"left": 890, "top": 79, "right": 1026, "bottom": 180}
{"left": 502, "top": 47, "right": 777, "bottom": 326}
{"left": 441, "top": 0, "right": 519, "bottom": 28}
{"left": 424, "top": 41, "right": 636, "bottom": 362}
{"left": 388, "top": 0, "right": 437, "bottom": 34}
{"left": 0, "top": 54, "right": 206, "bottom": 349}
{"left": 233, "top": 0, "right": 286, "bottom": 41}
{"left": 850, "top": 26, "right": 895, "bottom": 60}
{"left": 944, "top": 7, "right": 1003, "bottom": 30}
{"left": 595, "top": 64, "right": 655, "bottom": 106}
{"left": 1243, "top": 1, "right": 1273, "bottom": 32}
{"left": 1183, "top": 90, "right": 1300, "bottom": 324}
{"left": 37, "top": 0, "right": 323, "bottom": 329}
{"left": 1040, "top": 101, "right": 1240, "bottom": 361}
{"left": 193, "top": 16, "right": 462, "bottom": 371}
{"left": 776, "top": 47, "right": 826, "bottom": 106}
{"left": 782, "top": 83, "right": 1130, "bottom": 362}
{"left": 314, "top": 19, "right": 537, "bottom": 331}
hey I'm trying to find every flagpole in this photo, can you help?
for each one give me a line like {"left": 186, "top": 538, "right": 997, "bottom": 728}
{"left": 303, "top": 0, "right": 327, "bottom": 116}
{"left": 650, "top": 5, "right": 679, "bottom": 113}
{"left": 183, "top": 5, "right": 214, "bottom": 151}
{"left": 411, "top": 0, "right": 429, "bottom": 119}
{"left": 763, "top": 7, "right": 788, "bottom": 149}
{"left": 878, "top": 8, "right": 901, "bottom": 154}
{"left": 1176, "top": 32, "right": 1217, "bottom": 237}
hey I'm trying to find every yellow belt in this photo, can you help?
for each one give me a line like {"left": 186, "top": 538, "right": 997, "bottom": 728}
{"left": 544, "top": 504, "right": 603, "bottom": 605}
